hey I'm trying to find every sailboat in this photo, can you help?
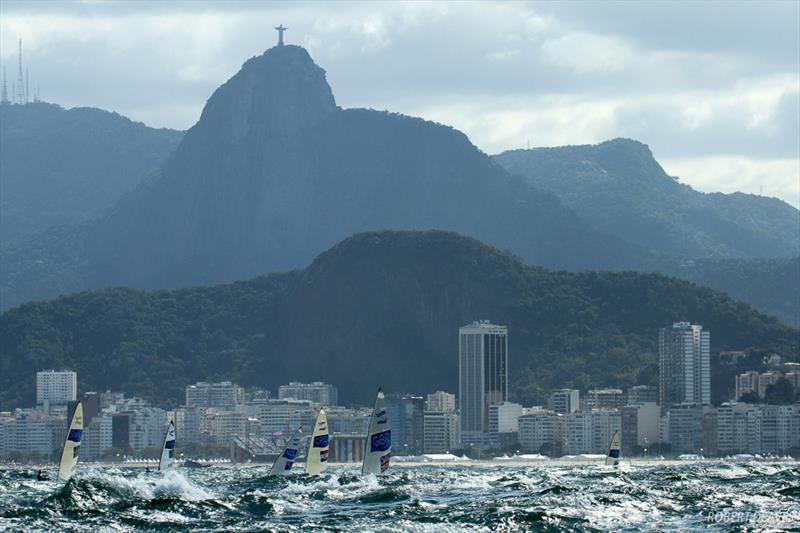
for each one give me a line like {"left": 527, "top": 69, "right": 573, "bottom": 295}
{"left": 362, "top": 389, "right": 391, "bottom": 476}
{"left": 57, "top": 401, "right": 83, "bottom": 482}
{"left": 305, "top": 410, "right": 329, "bottom": 475}
{"left": 158, "top": 419, "right": 177, "bottom": 472}
{"left": 605, "top": 430, "right": 621, "bottom": 467}
{"left": 269, "top": 427, "right": 302, "bottom": 476}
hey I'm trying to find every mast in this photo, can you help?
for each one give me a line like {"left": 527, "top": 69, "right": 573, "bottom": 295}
{"left": 15, "top": 39, "right": 24, "bottom": 105}
{"left": 1, "top": 66, "right": 8, "bottom": 104}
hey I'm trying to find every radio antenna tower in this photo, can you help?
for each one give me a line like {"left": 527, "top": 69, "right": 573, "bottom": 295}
{"left": 1, "top": 66, "right": 8, "bottom": 104}
{"left": 25, "top": 67, "right": 29, "bottom": 104}
{"left": 15, "top": 39, "right": 25, "bottom": 105}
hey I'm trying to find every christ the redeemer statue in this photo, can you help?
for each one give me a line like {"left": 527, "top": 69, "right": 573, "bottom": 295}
{"left": 275, "top": 25, "right": 288, "bottom": 46}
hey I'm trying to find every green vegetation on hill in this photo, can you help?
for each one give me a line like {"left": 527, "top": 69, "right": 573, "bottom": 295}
{"left": 1, "top": 231, "right": 796, "bottom": 409}
{"left": 0, "top": 102, "right": 183, "bottom": 246}
{"left": 658, "top": 256, "right": 800, "bottom": 327}
{"left": 493, "top": 139, "right": 800, "bottom": 258}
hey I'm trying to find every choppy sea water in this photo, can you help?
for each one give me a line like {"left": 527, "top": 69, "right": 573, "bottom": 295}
{"left": 1, "top": 462, "right": 799, "bottom": 531}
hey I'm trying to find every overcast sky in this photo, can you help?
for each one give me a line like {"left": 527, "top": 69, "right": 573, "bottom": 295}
{"left": 1, "top": 0, "right": 798, "bottom": 207}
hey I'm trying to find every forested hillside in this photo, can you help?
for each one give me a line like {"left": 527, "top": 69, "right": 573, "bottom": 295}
{"left": 0, "top": 102, "right": 183, "bottom": 245}
{"left": 1, "top": 231, "right": 796, "bottom": 409}
{"left": 493, "top": 139, "right": 800, "bottom": 258}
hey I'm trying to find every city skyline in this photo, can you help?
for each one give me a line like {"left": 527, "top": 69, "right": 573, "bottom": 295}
{"left": 3, "top": 320, "right": 798, "bottom": 463}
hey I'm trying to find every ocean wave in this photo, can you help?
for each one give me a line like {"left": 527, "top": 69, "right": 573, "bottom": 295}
{"left": 0, "top": 462, "right": 798, "bottom": 531}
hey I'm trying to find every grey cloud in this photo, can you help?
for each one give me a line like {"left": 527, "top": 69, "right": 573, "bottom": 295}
{"left": 532, "top": 0, "right": 799, "bottom": 69}
{"left": 611, "top": 90, "right": 800, "bottom": 160}
{"left": 0, "top": 0, "right": 797, "bottom": 205}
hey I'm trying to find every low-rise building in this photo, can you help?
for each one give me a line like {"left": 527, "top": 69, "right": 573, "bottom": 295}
{"left": 326, "top": 406, "right": 370, "bottom": 435}
{"left": 621, "top": 402, "right": 660, "bottom": 455}
{"left": 1, "top": 409, "right": 65, "bottom": 460}
{"left": 186, "top": 381, "right": 244, "bottom": 408}
{"left": 718, "top": 402, "right": 800, "bottom": 455}
{"left": 547, "top": 389, "right": 580, "bottom": 415}
{"left": 257, "top": 399, "right": 314, "bottom": 436}
{"left": 488, "top": 402, "right": 523, "bottom": 434}
{"left": 626, "top": 385, "right": 658, "bottom": 405}
{"left": 329, "top": 434, "right": 367, "bottom": 463}
{"left": 386, "top": 394, "right": 425, "bottom": 456}
{"left": 278, "top": 382, "right": 338, "bottom": 406}
{"left": 735, "top": 371, "right": 760, "bottom": 400}
{"left": 585, "top": 389, "right": 625, "bottom": 411}
{"left": 174, "top": 406, "right": 205, "bottom": 444}
{"left": 563, "top": 410, "right": 593, "bottom": 455}
{"left": 518, "top": 408, "right": 563, "bottom": 455}
{"left": 423, "top": 411, "right": 460, "bottom": 454}
{"left": 426, "top": 391, "right": 456, "bottom": 413}
{"left": 667, "top": 404, "right": 707, "bottom": 455}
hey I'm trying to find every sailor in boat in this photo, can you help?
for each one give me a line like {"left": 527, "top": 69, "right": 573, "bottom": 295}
{"left": 36, "top": 469, "right": 50, "bottom": 481}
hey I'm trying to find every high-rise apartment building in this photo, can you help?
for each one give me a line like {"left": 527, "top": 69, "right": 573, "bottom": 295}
{"left": 36, "top": 370, "right": 77, "bottom": 409}
{"left": 659, "top": 322, "right": 710, "bottom": 414}
{"left": 459, "top": 321, "right": 508, "bottom": 440}
{"left": 185, "top": 381, "right": 244, "bottom": 408}
{"left": 278, "top": 382, "right": 338, "bottom": 406}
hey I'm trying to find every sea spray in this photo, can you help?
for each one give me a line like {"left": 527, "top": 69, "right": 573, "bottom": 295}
{"left": 153, "top": 469, "right": 214, "bottom": 501}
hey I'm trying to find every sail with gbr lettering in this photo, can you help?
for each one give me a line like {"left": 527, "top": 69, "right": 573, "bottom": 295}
{"left": 57, "top": 401, "right": 83, "bottom": 481}
{"left": 270, "top": 427, "right": 302, "bottom": 476}
{"left": 159, "top": 419, "right": 177, "bottom": 472}
{"left": 361, "top": 389, "right": 391, "bottom": 476}
{"left": 305, "top": 410, "right": 329, "bottom": 475}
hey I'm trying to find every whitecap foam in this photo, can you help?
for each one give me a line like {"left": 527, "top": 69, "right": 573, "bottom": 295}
{"left": 152, "top": 469, "right": 215, "bottom": 501}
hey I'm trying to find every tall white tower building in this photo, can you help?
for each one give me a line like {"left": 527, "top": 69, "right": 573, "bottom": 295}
{"left": 459, "top": 321, "right": 508, "bottom": 441}
{"left": 659, "top": 322, "right": 711, "bottom": 414}
{"left": 36, "top": 370, "right": 77, "bottom": 408}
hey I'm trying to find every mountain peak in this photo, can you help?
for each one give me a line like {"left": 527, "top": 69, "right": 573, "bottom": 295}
{"left": 193, "top": 44, "right": 337, "bottom": 143}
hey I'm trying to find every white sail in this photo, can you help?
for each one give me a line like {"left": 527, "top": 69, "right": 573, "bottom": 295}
{"left": 605, "top": 430, "right": 621, "bottom": 467}
{"left": 269, "top": 427, "right": 302, "bottom": 476}
{"left": 362, "top": 389, "right": 391, "bottom": 476}
{"left": 158, "top": 419, "right": 177, "bottom": 472}
{"left": 305, "top": 410, "right": 329, "bottom": 475}
{"left": 57, "top": 402, "right": 83, "bottom": 481}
